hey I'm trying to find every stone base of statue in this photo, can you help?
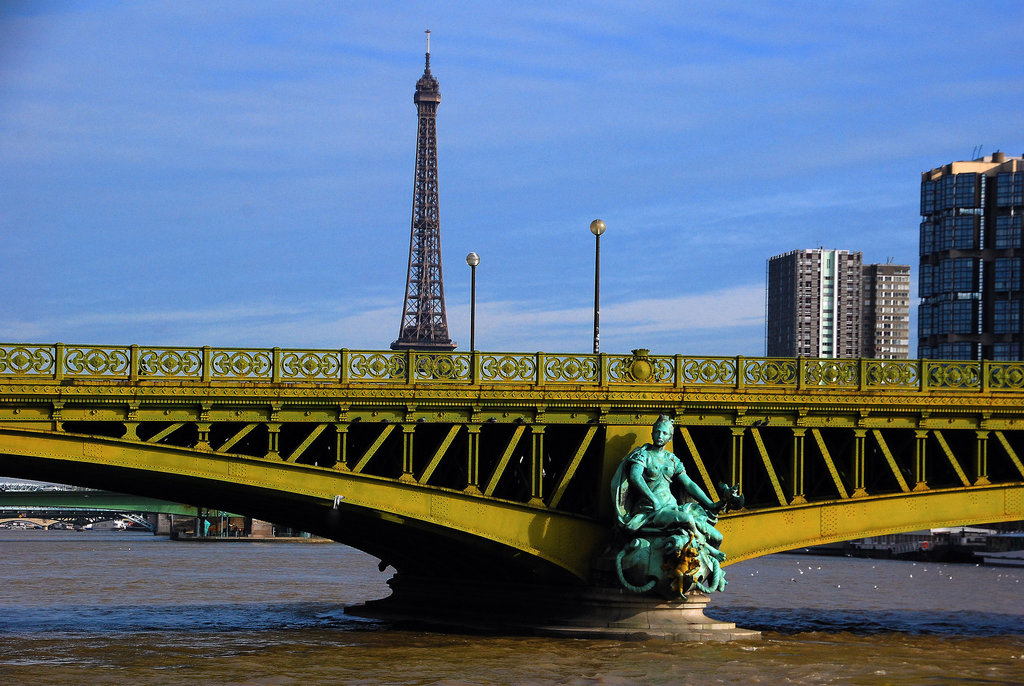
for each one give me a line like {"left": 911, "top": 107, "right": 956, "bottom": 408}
{"left": 346, "top": 574, "right": 760, "bottom": 642}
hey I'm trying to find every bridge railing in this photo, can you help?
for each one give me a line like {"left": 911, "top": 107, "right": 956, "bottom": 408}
{"left": 2, "top": 343, "right": 1023, "bottom": 392}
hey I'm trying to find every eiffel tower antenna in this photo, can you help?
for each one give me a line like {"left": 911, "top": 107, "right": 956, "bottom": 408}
{"left": 391, "top": 31, "right": 456, "bottom": 351}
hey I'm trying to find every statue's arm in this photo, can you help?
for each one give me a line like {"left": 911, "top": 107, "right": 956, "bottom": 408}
{"left": 675, "top": 468, "right": 717, "bottom": 511}
{"left": 626, "top": 460, "right": 658, "bottom": 509}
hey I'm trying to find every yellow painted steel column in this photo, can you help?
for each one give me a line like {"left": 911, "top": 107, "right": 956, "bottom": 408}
{"left": 975, "top": 430, "right": 990, "bottom": 486}
{"left": 196, "top": 423, "right": 211, "bottom": 451}
{"left": 267, "top": 423, "right": 281, "bottom": 460}
{"left": 124, "top": 422, "right": 139, "bottom": 441}
{"left": 529, "top": 424, "right": 546, "bottom": 506}
{"left": 50, "top": 401, "right": 64, "bottom": 433}
{"left": 790, "top": 428, "right": 807, "bottom": 504}
{"left": 198, "top": 403, "right": 212, "bottom": 450}
{"left": 465, "top": 425, "right": 482, "bottom": 495}
{"left": 400, "top": 424, "right": 416, "bottom": 483}
{"left": 914, "top": 430, "right": 929, "bottom": 491}
{"left": 730, "top": 427, "right": 745, "bottom": 493}
{"left": 124, "top": 402, "right": 139, "bottom": 441}
{"left": 334, "top": 423, "right": 349, "bottom": 471}
{"left": 852, "top": 429, "right": 868, "bottom": 497}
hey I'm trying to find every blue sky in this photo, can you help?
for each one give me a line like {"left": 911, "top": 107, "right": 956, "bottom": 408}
{"left": 2, "top": 1, "right": 1022, "bottom": 357}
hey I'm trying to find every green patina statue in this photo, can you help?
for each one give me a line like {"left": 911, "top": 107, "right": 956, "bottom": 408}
{"left": 611, "top": 415, "right": 742, "bottom": 597}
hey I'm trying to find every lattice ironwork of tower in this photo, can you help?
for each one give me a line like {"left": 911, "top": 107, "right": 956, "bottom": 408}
{"left": 391, "top": 32, "right": 456, "bottom": 351}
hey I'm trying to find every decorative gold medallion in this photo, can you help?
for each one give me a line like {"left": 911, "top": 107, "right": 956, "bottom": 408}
{"left": 629, "top": 349, "right": 652, "bottom": 382}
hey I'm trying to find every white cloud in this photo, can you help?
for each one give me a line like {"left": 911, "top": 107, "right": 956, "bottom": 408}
{"left": 3, "top": 284, "right": 765, "bottom": 357}
{"left": 449, "top": 284, "right": 764, "bottom": 355}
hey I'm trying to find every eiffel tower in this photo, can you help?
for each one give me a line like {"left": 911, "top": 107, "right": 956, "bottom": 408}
{"left": 391, "top": 31, "right": 456, "bottom": 351}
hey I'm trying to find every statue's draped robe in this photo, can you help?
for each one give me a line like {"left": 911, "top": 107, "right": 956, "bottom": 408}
{"left": 612, "top": 444, "right": 704, "bottom": 532}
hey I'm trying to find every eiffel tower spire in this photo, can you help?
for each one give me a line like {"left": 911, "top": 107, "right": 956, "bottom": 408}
{"left": 391, "top": 30, "right": 456, "bottom": 351}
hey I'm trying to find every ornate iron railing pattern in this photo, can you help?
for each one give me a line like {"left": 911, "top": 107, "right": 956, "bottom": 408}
{"left": 742, "top": 358, "right": 798, "bottom": 386}
{"left": 0, "top": 345, "right": 55, "bottom": 376}
{"left": 2, "top": 342, "right": 1024, "bottom": 392}
{"left": 138, "top": 347, "right": 203, "bottom": 378}
{"left": 863, "top": 360, "right": 919, "bottom": 388}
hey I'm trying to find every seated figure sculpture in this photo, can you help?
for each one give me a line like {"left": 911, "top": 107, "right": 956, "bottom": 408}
{"left": 611, "top": 415, "right": 734, "bottom": 596}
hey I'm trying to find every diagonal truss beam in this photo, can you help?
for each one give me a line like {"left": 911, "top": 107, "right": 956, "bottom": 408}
{"left": 548, "top": 425, "right": 598, "bottom": 510}
{"left": 678, "top": 427, "right": 717, "bottom": 498}
{"left": 871, "top": 429, "right": 911, "bottom": 493}
{"left": 993, "top": 431, "right": 1024, "bottom": 479}
{"left": 418, "top": 425, "right": 461, "bottom": 485}
{"left": 931, "top": 430, "right": 971, "bottom": 487}
{"left": 809, "top": 429, "right": 850, "bottom": 499}
{"left": 216, "top": 423, "right": 258, "bottom": 454}
{"left": 286, "top": 424, "right": 328, "bottom": 464}
{"left": 352, "top": 425, "right": 397, "bottom": 474}
{"left": 146, "top": 423, "right": 184, "bottom": 444}
{"left": 750, "top": 428, "right": 787, "bottom": 507}
{"left": 483, "top": 425, "right": 527, "bottom": 497}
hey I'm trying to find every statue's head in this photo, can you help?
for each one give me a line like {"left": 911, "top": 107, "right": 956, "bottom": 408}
{"left": 651, "top": 414, "right": 673, "bottom": 446}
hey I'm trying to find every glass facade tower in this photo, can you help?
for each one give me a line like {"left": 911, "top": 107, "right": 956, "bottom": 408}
{"left": 919, "top": 152, "right": 1024, "bottom": 360}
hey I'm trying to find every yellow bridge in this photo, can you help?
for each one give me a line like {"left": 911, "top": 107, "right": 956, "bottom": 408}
{"left": 1, "top": 343, "right": 1023, "bottom": 586}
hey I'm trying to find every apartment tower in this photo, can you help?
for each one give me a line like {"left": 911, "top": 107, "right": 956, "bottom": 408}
{"left": 766, "top": 249, "right": 864, "bottom": 358}
{"left": 919, "top": 152, "right": 1024, "bottom": 360}
{"left": 862, "top": 263, "right": 911, "bottom": 359}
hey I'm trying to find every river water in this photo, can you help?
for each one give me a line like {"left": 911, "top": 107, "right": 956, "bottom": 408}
{"left": 0, "top": 530, "right": 1021, "bottom": 685}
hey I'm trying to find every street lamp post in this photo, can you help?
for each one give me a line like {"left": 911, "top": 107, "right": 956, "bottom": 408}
{"left": 589, "top": 219, "right": 606, "bottom": 354}
{"left": 466, "top": 252, "right": 480, "bottom": 352}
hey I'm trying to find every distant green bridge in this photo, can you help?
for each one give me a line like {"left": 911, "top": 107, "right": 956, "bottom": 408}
{"left": 1, "top": 343, "right": 1023, "bottom": 586}
{"left": 0, "top": 488, "right": 208, "bottom": 522}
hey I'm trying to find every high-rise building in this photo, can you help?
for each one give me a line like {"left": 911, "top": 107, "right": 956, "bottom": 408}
{"left": 766, "top": 249, "right": 864, "bottom": 358}
{"left": 919, "top": 152, "right": 1024, "bottom": 360}
{"left": 766, "top": 249, "right": 910, "bottom": 359}
{"left": 392, "top": 32, "right": 456, "bottom": 351}
{"left": 862, "top": 263, "right": 911, "bottom": 359}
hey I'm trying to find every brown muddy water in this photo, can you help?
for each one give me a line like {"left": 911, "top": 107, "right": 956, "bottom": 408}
{"left": 0, "top": 530, "right": 1021, "bottom": 685}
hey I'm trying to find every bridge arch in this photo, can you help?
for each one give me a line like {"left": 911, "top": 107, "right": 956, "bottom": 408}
{"left": 3, "top": 425, "right": 1023, "bottom": 582}
{"left": 721, "top": 485, "right": 1024, "bottom": 562}
{"left": 0, "top": 426, "right": 605, "bottom": 585}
